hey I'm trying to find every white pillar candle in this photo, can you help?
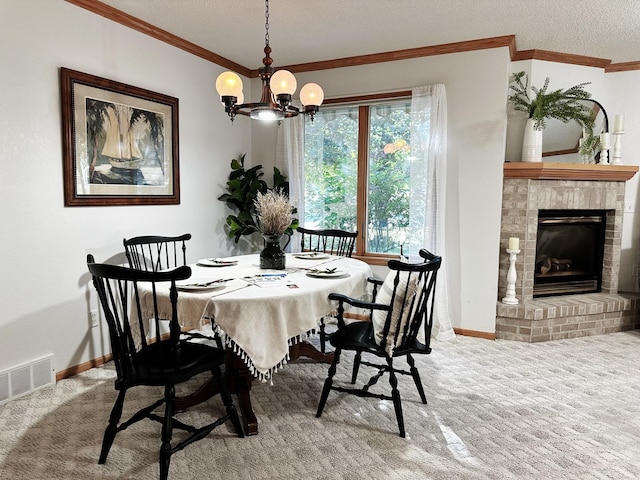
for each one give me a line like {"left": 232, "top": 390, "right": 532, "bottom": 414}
{"left": 508, "top": 237, "right": 519, "bottom": 251}
{"left": 600, "top": 132, "right": 610, "bottom": 149}
{"left": 614, "top": 115, "right": 624, "bottom": 133}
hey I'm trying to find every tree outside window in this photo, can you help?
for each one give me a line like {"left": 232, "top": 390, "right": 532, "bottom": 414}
{"left": 304, "top": 100, "right": 412, "bottom": 256}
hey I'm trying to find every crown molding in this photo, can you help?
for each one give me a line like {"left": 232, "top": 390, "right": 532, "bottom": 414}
{"left": 65, "top": 0, "right": 250, "bottom": 77}
{"left": 274, "top": 35, "right": 516, "bottom": 75}
{"left": 65, "top": 0, "right": 640, "bottom": 76}
{"left": 513, "top": 49, "right": 611, "bottom": 68}
{"left": 605, "top": 61, "right": 640, "bottom": 73}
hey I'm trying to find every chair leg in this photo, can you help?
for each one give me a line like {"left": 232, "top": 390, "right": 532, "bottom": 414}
{"left": 351, "top": 350, "right": 362, "bottom": 384}
{"left": 159, "top": 385, "right": 175, "bottom": 480}
{"left": 319, "top": 318, "right": 326, "bottom": 353}
{"left": 387, "top": 360, "right": 406, "bottom": 438}
{"left": 99, "top": 389, "right": 127, "bottom": 464}
{"left": 407, "top": 354, "right": 427, "bottom": 404}
{"left": 316, "top": 348, "right": 341, "bottom": 417}
{"left": 211, "top": 364, "right": 244, "bottom": 437}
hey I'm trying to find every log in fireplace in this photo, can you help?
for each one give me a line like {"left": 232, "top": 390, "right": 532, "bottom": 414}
{"left": 534, "top": 209, "right": 606, "bottom": 297}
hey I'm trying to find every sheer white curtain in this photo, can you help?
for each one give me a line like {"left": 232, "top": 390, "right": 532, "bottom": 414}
{"left": 409, "top": 84, "right": 455, "bottom": 340}
{"left": 275, "top": 102, "right": 304, "bottom": 253}
{"left": 276, "top": 89, "right": 454, "bottom": 339}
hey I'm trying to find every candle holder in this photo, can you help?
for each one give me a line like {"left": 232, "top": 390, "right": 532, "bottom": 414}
{"left": 599, "top": 146, "right": 610, "bottom": 165}
{"left": 502, "top": 248, "right": 520, "bottom": 305}
{"left": 612, "top": 131, "right": 624, "bottom": 165}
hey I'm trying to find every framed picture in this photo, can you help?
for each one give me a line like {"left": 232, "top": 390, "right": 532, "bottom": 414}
{"left": 60, "top": 67, "right": 179, "bottom": 206}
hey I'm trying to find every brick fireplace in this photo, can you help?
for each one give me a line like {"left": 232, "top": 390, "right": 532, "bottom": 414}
{"left": 496, "top": 162, "right": 640, "bottom": 342}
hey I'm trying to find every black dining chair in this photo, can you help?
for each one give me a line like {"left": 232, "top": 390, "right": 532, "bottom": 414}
{"left": 123, "top": 233, "right": 215, "bottom": 344}
{"left": 87, "top": 254, "right": 244, "bottom": 480}
{"left": 316, "top": 249, "right": 441, "bottom": 438}
{"left": 297, "top": 227, "right": 358, "bottom": 352}
{"left": 123, "top": 233, "right": 192, "bottom": 272}
{"left": 297, "top": 227, "right": 357, "bottom": 257}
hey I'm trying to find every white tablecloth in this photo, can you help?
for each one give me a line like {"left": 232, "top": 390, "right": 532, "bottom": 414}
{"left": 141, "top": 254, "right": 371, "bottom": 380}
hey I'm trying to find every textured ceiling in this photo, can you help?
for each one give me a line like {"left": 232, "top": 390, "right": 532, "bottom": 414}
{"left": 97, "top": 0, "right": 640, "bottom": 67}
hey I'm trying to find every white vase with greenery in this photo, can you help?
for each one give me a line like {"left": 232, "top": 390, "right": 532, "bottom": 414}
{"left": 508, "top": 71, "right": 593, "bottom": 163}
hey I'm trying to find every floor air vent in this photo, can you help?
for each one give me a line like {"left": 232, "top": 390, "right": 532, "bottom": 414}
{"left": 0, "top": 355, "right": 55, "bottom": 405}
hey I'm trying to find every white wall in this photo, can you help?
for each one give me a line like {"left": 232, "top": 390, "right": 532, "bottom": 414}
{"left": 0, "top": 1, "right": 252, "bottom": 373}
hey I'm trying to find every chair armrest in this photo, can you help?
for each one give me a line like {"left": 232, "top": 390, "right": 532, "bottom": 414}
{"left": 328, "top": 292, "right": 391, "bottom": 313}
{"left": 367, "top": 277, "right": 384, "bottom": 286}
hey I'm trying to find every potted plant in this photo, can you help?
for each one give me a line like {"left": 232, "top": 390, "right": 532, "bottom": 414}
{"left": 218, "top": 153, "right": 297, "bottom": 245}
{"left": 254, "top": 189, "right": 296, "bottom": 269}
{"left": 508, "top": 71, "right": 593, "bottom": 162}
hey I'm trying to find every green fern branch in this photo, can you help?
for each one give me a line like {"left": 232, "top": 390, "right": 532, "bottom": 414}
{"left": 508, "top": 71, "right": 594, "bottom": 131}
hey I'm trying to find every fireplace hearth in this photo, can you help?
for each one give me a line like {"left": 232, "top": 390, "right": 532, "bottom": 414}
{"left": 496, "top": 162, "right": 640, "bottom": 342}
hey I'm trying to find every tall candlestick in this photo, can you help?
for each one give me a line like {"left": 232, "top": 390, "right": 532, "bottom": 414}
{"left": 599, "top": 132, "right": 610, "bottom": 165}
{"left": 502, "top": 247, "right": 520, "bottom": 305}
{"left": 614, "top": 115, "right": 625, "bottom": 133}
{"left": 612, "top": 131, "right": 624, "bottom": 165}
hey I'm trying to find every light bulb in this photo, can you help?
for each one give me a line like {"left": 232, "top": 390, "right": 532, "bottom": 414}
{"left": 215, "top": 71, "right": 243, "bottom": 98}
{"left": 300, "top": 83, "right": 324, "bottom": 106}
{"left": 270, "top": 70, "right": 297, "bottom": 96}
{"left": 250, "top": 107, "right": 284, "bottom": 122}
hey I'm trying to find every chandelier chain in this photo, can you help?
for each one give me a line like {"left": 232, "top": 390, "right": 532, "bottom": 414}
{"left": 264, "top": 0, "right": 270, "bottom": 46}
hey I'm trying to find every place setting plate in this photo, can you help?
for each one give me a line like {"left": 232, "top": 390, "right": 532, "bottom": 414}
{"left": 293, "top": 252, "right": 330, "bottom": 260}
{"left": 306, "top": 268, "right": 348, "bottom": 278}
{"left": 196, "top": 258, "right": 239, "bottom": 267}
{"left": 176, "top": 279, "right": 228, "bottom": 292}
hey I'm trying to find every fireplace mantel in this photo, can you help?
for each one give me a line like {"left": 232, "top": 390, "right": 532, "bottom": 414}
{"left": 504, "top": 162, "right": 638, "bottom": 181}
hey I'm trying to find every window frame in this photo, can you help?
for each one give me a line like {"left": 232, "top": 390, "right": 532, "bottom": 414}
{"left": 312, "top": 90, "right": 412, "bottom": 266}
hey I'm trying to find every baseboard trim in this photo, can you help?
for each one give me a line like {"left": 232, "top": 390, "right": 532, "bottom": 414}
{"left": 56, "top": 354, "right": 112, "bottom": 382}
{"left": 454, "top": 328, "right": 496, "bottom": 340}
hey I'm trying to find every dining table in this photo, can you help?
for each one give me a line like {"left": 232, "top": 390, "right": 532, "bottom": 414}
{"left": 138, "top": 252, "right": 372, "bottom": 435}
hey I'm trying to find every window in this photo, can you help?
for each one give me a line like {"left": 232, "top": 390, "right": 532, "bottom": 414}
{"left": 303, "top": 99, "right": 413, "bottom": 258}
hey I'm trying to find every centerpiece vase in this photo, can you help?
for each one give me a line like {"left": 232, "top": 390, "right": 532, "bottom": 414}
{"left": 260, "top": 233, "right": 290, "bottom": 270}
{"left": 521, "top": 118, "right": 543, "bottom": 162}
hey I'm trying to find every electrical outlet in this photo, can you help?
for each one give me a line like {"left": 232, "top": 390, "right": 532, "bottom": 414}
{"left": 624, "top": 201, "right": 634, "bottom": 213}
{"left": 90, "top": 310, "right": 99, "bottom": 328}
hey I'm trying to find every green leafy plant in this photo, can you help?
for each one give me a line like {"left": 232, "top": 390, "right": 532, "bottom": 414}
{"left": 508, "top": 71, "right": 594, "bottom": 131}
{"left": 218, "top": 154, "right": 298, "bottom": 243}
{"left": 579, "top": 130, "right": 601, "bottom": 156}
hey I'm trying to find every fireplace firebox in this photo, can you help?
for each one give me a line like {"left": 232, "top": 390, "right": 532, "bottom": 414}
{"left": 534, "top": 209, "right": 606, "bottom": 297}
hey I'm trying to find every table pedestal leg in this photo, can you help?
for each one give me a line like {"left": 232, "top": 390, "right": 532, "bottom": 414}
{"left": 289, "top": 341, "right": 334, "bottom": 363}
{"left": 174, "top": 348, "right": 258, "bottom": 436}
{"left": 174, "top": 339, "right": 333, "bottom": 436}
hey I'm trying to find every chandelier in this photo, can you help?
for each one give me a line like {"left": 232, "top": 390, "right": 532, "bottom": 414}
{"left": 215, "top": 0, "right": 324, "bottom": 123}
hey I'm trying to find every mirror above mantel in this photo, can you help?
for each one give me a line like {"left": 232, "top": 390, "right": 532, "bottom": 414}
{"left": 505, "top": 99, "right": 609, "bottom": 164}
{"left": 542, "top": 100, "right": 608, "bottom": 160}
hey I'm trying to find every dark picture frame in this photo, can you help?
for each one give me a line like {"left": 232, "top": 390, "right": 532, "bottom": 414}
{"left": 60, "top": 68, "right": 179, "bottom": 206}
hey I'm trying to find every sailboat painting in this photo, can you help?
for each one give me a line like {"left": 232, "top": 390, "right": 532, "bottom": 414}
{"left": 62, "top": 67, "right": 179, "bottom": 206}
{"left": 86, "top": 98, "right": 165, "bottom": 186}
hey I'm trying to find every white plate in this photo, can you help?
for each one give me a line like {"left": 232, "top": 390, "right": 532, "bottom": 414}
{"left": 306, "top": 268, "right": 347, "bottom": 278}
{"left": 196, "top": 258, "right": 238, "bottom": 267}
{"left": 177, "top": 282, "right": 226, "bottom": 292}
{"left": 293, "top": 252, "right": 330, "bottom": 260}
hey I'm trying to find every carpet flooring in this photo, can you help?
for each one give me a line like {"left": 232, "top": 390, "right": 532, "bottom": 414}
{"left": 1, "top": 331, "right": 640, "bottom": 479}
